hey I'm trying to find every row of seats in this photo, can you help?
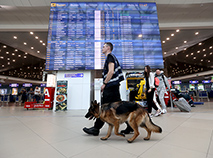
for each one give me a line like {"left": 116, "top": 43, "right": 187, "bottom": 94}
{"left": 0, "top": 95, "right": 20, "bottom": 106}
{"left": 181, "top": 90, "right": 210, "bottom": 102}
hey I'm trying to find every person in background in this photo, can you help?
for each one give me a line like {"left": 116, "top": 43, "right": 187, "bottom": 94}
{"left": 34, "top": 86, "right": 41, "bottom": 103}
{"left": 83, "top": 42, "right": 124, "bottom": 136}
{"left": 155, "top": 69, "right": 171, "bottom": 114}
{"left": 27, "top": 88, "right": 34, "bottom": 102}
{"left": 153, "top": 88, "right": 162, "bottom": 113}
{"left": 174, "top": 86, "right": 195, "bottom": 107}
{"left": 21, "top": 88, "right": 27, "bottom": 103}
{"left": 144, "top": 65, "right": 161, "bottom": 117}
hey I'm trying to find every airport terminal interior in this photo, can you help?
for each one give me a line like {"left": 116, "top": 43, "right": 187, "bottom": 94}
{"left": 0, "top": 0, "right": 213, "bottom": 158}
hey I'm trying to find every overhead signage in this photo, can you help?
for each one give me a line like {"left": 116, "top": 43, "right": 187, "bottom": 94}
{"left": 172, "top": 81, "right": 181, "bottom": 84}
{"left": 41, "top": 83, "right": 47, "bottom": 87}
{"left": 189, "top": 80, "right": 198, "bottom": 84}
{"left": 64, "top": 73, "right": 84, "bottom": 78}
{"left": 23, "top": 83, "right": 32, "bottom": 87}
{"left": 202, "top": 80, "right": 211, "bottom": 84}
{"left": 9, "top": 83, "right": 19, "bottom": 87}
{"left": 45, "top": 2, "right": 163, "bottom": 70}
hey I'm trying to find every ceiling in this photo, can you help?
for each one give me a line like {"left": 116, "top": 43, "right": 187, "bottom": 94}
{"left": 0, "top": 0, "right": 213, "bottom": 84}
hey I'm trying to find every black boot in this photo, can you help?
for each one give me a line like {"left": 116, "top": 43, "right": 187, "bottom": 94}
{"left": 120, "top": 123, "right": 133, "bottom": 134}
{"left": 83, "top": 127, "right": 99, "bottom": 136}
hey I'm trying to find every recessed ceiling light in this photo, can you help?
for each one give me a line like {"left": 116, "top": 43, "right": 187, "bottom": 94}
{"left": 8, "top": 62, "right": 10, "bottom": 65}
{"left": 171, "top": 34, "right": 174, "bottom": 36}
{"left": 162, "top": 41, "right": 165, "bottom": 43}
{"left": 7, "top": 58, "right": 10, "bottom": 60}
{"left": 166, "top": 37, "right": 170, "bottom": 40}
{"left": 184, "top": 41, "right": 187, "bottom": 43}
{"left": 31, "top": 47, "right": 34, "bottom": 49}
{"left": 195, "top": 32, "right": 199, "bottom": 35}
{"left": 12, "top": 53, "right": 15, "bottom": 55}
{"left": 6, "top": 52, "right": 9, "bottom": 54}
{"left": 40, "top": 40, "right": 43, "bottom": 43}
{"left": 191, "top": 53, "right": 194, "bottom": 55}
{"left": 203, "top": 49, "right": 206, "bottom": 51}
{"left": 13, "top": 60, "right": 15, "bottom": 62}
{"left": 35, "top": 36, "right": 39, "bottom": 39}
{"left": 199, "top": 43, "right": 202, "bottom": 45}
{"left": 25, "top": 52, "right": 28, "bottom": 54}
{"left": 138, "top": 34, "right": 142, "bottom": 37}
{"left": 24, "top": 42, "right": 27, "bottom": 45}
{"left": 3, "top": 45, "right": 6, "bottom": 48}
{"left": 186, "top": 55, "right": 189, "bottom": 57}
{"left": 208, "top": 60, "right": 210, "bottom": 62}
{"left": 2, "top": 65, "right": 4, "bottom": 67}
{"left": 176, "top": 29, "right": 180, "bottom": 32}
{"left": 193, "top": 57, "right": 196, "bottom": 59}
{"left": 13, "top": 36, "right": 17, "bottom": 39}
{"left": 204, "top": 54, "right": 206, "bottom": 57}
{"left": 15, "top": 49, "right": 18, "bottom": 52}
{"left": 42, "top": 43, "right": 45, "bottom": 46}
{"left": 210, "top": 46, "right": 212, "bottom": 49}
{"left": 184, "top": 48, "right": 187, "bottom": 50}
{"left": 175, "top": 47, "right": 178, "bottom": 49}
{"left": 24, "top": 56, "right": 27, "bottom": 58}
{"left": 210, "top": 52, "right": 212, "bottom": 55}
{"left": 18, "top": 55, "right": 21, "bottom": 57}
{"left": 30, "top": 32, "right": 34, "bottom": 35}
{"left": 37, "top": 51, "right": 40, "bottom": 53}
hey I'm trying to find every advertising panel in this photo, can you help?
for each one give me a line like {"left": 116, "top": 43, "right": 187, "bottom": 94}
{"left": 55, "top": 80, "right": 68, "bottom": 111}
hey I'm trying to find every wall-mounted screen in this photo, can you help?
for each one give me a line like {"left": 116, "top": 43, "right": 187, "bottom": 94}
{"left": 0, "top": 89, "right": 7, "bottom": 95}
{"left": 12, "top": 88, "right": 18, "bottom": 95}
{"left": 198, "top": 84, "right": 204, "bottom": 91}
{"left": 46, "top": 2, "right": 163, "bottom": 70}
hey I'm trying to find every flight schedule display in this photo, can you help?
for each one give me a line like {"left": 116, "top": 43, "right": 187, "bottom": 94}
{"left": 46, "top": 2, "right": 163, "bottom": 70}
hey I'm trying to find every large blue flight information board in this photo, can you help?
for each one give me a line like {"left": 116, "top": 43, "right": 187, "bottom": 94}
{"left": 46, "top": 2, "right": 163, "bottom": 70}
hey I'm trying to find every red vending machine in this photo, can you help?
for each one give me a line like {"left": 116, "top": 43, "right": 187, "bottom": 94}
{"left": 43, "top": 87, "right": 55, "bottom": 108}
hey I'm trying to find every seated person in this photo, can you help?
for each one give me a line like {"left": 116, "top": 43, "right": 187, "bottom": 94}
{"left": 174, "top": 86, "right": 195, "bottom": 107}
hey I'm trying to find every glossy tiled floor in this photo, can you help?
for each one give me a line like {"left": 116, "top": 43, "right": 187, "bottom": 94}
{"left": 0, "top": 102, "right": 213, "bottom": 158}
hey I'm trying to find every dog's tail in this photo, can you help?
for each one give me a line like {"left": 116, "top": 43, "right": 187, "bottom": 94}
{"left": 141, "top": 114, "right": 162, "bottom": 133}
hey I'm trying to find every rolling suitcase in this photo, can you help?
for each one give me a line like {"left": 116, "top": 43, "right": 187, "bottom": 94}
{"left": 173, "top": 97, "right": 191, "bottom": 112}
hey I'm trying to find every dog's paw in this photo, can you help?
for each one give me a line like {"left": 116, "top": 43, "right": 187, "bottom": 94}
{"left": 100, "top": 137, "right": 108, "bottom": 141}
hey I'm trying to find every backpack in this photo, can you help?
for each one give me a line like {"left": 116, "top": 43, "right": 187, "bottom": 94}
{"left": 154, "top": 74, "right": 167, "bottom": 88}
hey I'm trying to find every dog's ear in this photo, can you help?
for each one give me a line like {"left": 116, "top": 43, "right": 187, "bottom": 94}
{"left": 94, "top": 100, "right": 97, "bottom": 104}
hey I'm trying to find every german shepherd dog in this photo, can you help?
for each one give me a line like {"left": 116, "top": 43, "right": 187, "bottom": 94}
{"left": 85, "top": 100, "right": 162, "bottom": 143}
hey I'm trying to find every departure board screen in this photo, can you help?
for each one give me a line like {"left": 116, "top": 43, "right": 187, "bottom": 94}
{"left": 46, "top": 2, "right": 163, "bottom": 70}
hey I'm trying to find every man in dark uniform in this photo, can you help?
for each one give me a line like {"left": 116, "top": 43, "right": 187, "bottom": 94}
{"left": 83, "top": 42, "right": 124, "bottom": 136}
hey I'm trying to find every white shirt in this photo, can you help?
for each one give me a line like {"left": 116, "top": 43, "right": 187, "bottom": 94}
{"left": 144, "top": 72, "right": 155, "bottom": 89}
{"left": 34, "top": 88, "right": 40, "bottom": 95}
